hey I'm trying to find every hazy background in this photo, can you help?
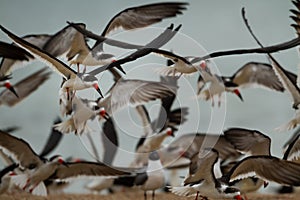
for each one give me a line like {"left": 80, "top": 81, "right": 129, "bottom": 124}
{"left": 0, "top": 0, "right": 299, "bottom": 194}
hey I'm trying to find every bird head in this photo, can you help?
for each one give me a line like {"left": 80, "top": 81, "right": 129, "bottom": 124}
{"left": 98, "top": 107, "right": 109, "bottom": 120}
{"left": 166, "top": 127, "right": 175, "bottom": 137}
{"left": 232, "top": 89, "right": 243, "bottom": 101}
{"left": 3, "top": 81, "right": 19, "bottom": 98}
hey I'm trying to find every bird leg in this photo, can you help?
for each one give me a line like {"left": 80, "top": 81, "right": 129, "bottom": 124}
{"left": 211, "top": 96, "right": 215, "bottom": 107}
{"left": 29, "top": 183, "right": 38, "bottom": 193}
{"left": 77, "top": 63, "right": 80, "bottom": 73}
{"left": 144, "top": 191, "right": 147, "bottom": 200}
{"left": 152, "top": 190, "right": 155, "bottom": 200}
{"left": 22, "top": 178, "right": 30, "bottom": 190}
{"left": 218, "top": 94, "right": 222, "bottom": 107}
{"left": 195, "top": 191, "right": 199, "bottom": 200}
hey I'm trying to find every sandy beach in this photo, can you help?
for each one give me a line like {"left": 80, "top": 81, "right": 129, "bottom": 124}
{"left": 0, "top": 191, "right": 298, "bottom": 200}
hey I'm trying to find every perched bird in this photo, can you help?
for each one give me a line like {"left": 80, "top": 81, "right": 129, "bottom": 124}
{"left": 169, "top": 148, "right": 243, "bottom": 200}
{"left": 0, "top": 67, "right": 51, "bottom": 107}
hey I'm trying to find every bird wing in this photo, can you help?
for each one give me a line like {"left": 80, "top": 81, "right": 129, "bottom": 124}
{"left": 231, "top": 62, "right": 296, "bottom": 91}
{"left": 268, "top": 55, "right": 300, "bottom": 108}
{"left": 184, "top": 148, "right": 219, "bottom": 185}
{"left": 0, "top": 34, "right": 51, "bottom": 77}
{"left": 39, "top": 117, "right": 64, "bottom": 158}
{"left": 42, "top": 23, "right": 88, "bottom": 59}
{"left": 283, "top": 134, "right": 300, "bottom": 161}
{"left": 0, "top": 67, "right": 51, "bottom": 107}
{"left": 0, "top": 130, "right": 43, "bottom": 169}
{"left": 223, "top": 128, "right": 271, "bottom": 156}
{"left": 100, "top": 2, "right": 188, "bottom": 36}
{"left": 101, "top": 118, "right": 119, "bottom": 165}
{"left": 290, "top": 0, "right": 300, "bottom": 37}
{"left": 88, "top": 24, "right": 183, "bottom": 76}
{"left": 169, "top": 134, "right": 241, "bottom": 161}
{"left": 51, "top": 161, "right": 131, "bottom": 181}
{"left": 0, "top": 25, "right": 77, "bottom": 79}
{"left": 227, "top": 156, "right": 300, "bottom": 186}
{"left": 67, "top": 22, "right": 143, "bottom": 49}
{"left": 99, "top": 79, "right": 176, "bottom": 115}
{"left": 0, "top": 41, "right": 33, "bottom": 60}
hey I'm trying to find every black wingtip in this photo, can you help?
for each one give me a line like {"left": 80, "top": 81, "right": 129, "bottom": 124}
{"left": 116, "top": 64, "right": 126, "bottom": 75}
{"left": 174, "top": 24, "right": 182, "bottom": 31}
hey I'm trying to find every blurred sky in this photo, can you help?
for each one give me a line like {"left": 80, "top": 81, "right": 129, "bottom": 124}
{"left": 0, "top": 0, "right": 299, "bottom": 194}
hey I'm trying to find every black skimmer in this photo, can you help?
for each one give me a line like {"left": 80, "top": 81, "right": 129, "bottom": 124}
{"left": 196, "top": 60, "right": 229, "bottom": 107}
{"left": 0, "top": 67, "right": 51, "bottom": 107}
{"left": 222, "top": 155, "right": 300, "bottom": 188}
{"left": 65, "top": 2, "right": 188, "bottom": 68}
{"left": 197, "top": 61, "right": 296, "bottom": 105}
{"left": 223, "top": 127, "right": 300, "bottom": 194}
{"left": 224, "top": 128, "right": 271, "bottom": 156}
{"left": 96, "top": 78, "right": 177, "bottom": 116}
{"left": 0, "top": 130, "right": 66, "bottom": 196}
{"left": 0, "top": 129, "right": 131, "bottom": 196}
{"left": 169, "top": 148, "right": 243, "bottom": 200}
{"left": 114, "top": 151, "right": 165, "bottom": 200}
{"left": 0, "top": 79, "right": 18, "bottom": 98}
{"left": 54, "top": 95, "right": 108, "bottom": 135}
{"left": 240, "top": 1, "right": 300, "bottom": 131}
{"left": 0, "top": 25, "right": 106, "bottom": 97}
{"left": 130, "top": 76, "right": 186, "bottom": 167}
{"left": 86, "top": 23, "right": 183, "bottom": 76}
{"left": 165, "top": 133, "right": 241, "bottom": 162}
{"left": 223, "top": 128, "right": 271, "bottom": 196}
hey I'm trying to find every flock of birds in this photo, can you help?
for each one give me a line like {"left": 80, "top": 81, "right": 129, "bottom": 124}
{"left": 2, "top": 1, "right": 300, "bottom": 200}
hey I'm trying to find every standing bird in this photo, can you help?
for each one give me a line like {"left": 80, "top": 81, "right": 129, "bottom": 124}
{"left": 114, "top": 151, "right": 166, "bottom": 200}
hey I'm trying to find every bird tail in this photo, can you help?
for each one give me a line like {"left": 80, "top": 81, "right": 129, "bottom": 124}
{"left": 275, "top": 119, "right": 299, "bottom": 132}
{"left": 10, "top": 174, "right": 28, "bottom": 189}
{"left": 53, "top": 118, "right": 75, "bottom": 134}
{"left": 30, "top": 182, "right": 47, "bottom": 196}
{"left": 168, "top": 185, "right": 197, "bottom": 197}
